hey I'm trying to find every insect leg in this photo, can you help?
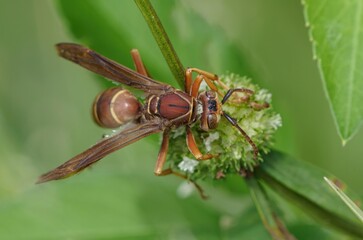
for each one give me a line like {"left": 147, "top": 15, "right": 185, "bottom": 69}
{"left": 154, "top": 129, "right": 207, "bottom": 199}
{"left": 222, "top": 112, "right": 259, "bottom": 160}
{"left": 186, "top": 67, "right": 219, "bottom": 80}
{"left": 172, "top": 171, "right": 208, "bottom": 199}
{"left": 221, "top": 88, "right": 254, "bottom": 104}
{"left": 185, "top": 67, "right": 193, "bottom": 93}
{"left": 154, "top": 130, "right": 170, "bottom": 176}
{"left": 190, "top": 74, "right": 212, "bottom": 97}
{"left": 130, "top": 49, "right": 150, "bottom": 77}
{"left": 222, "top": 88, "right": 269, "bottom": 109}
{"left": 249, "top": 101, "right": 270, "bottom": 110}
{"left": 158, "top": 168, "right": 208, "bottom": 199}
{"left": 186, "top": 126, "right": 217, "bottom": 160}
{"left": 185, "top": 68, "right": 223, "bottom": 97}
{"left": 186, "top": 67, "right": 231, "bottom": 91}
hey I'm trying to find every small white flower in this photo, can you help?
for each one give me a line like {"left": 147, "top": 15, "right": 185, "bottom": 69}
{"left": 232, "top": 147, "right": 242, "bottom": 159}
{"left": 178, "top": 156, "right": 199, "bottom": 173}
{"left": 204, "top": 132, "right": 220, "bottom": 151}
{"left": 168, "top": 73, "right": 282, "bottom": 178}
{"left": 269, "top": 114, "right": 282, "bottom": 130}
{"left": 255, "top": 89, "right": 272, "bottom": 103}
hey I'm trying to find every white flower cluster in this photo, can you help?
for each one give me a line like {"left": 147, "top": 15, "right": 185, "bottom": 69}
{"left": 168, "top": 73, "right": 282, "bottom": 180}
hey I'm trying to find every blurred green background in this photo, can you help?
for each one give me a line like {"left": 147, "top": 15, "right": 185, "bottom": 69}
{"left": 0, "top": 0, "right": 362, "bottom": 239}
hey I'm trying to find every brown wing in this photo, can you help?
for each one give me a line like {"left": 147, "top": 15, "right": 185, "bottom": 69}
{"left": 56, "top": 43, "right": 173, "bottom": 94}
{"left": 37, "top": 122, "right": 163, "bottom": 183}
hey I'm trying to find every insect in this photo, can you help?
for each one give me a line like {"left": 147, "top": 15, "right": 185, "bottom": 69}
{"left": 37, "top": 43, "right": 263, "bottom": 198}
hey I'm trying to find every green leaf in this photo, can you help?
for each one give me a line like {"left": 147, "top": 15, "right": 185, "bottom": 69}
{"left": 324, "top": 177, "right": 363, "bottom": 223}
{"left": 302, "top": 0, "right": 363, "bottom": 143}
{"left": 257, "top": 151, "right": 363, "bottom": 238}
{"left": 246, "top": 177, "right": 296, "bottom": 240}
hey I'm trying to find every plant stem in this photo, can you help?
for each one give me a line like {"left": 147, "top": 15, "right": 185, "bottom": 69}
{"left": 134, "top": 0, "right": 185, "bottom": 88}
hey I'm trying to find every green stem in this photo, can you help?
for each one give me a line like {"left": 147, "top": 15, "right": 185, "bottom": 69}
{"left": 134, "top": 0, "right": 185, "bottom": 88}
{"left": 245, "top": 176, "right": 296, "bottom": 240}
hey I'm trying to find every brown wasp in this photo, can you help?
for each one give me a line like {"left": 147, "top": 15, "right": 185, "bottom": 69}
{"left": 37, "top": 43, "right": 262, "bottom": 197}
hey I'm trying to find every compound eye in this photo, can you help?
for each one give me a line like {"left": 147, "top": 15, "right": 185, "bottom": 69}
{"left": 207, "top": 114, "right": 219, "bottom": 129}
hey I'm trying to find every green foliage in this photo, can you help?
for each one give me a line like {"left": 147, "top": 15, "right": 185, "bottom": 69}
{"left": 0, "top": 0, "right": 362, "bottom": 240}
{"left": 324, "top": 177, "right": 363, "bottom": 223}
{"left": 257, "top": 151, "right": 363, "bottom": 238}
{"left": 302, "top": 0, "right": 363, "bottom": 144}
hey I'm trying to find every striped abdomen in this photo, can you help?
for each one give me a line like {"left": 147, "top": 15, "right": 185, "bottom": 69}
{"left": 93, "top": 87, "right": 141, "bottom": 128}
{"left": 146, "top": 90, "right": 199, "bottom": 126}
